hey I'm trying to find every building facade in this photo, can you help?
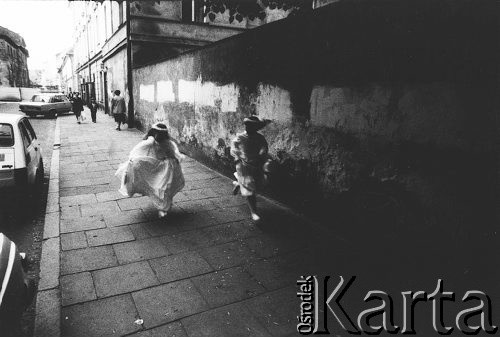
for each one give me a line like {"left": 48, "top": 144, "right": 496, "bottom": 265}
{"left": 70, "top": 0, "right": 319, "bottom": 124}
{"left": 0, "top": 26, "right": 30, "bottom": 87}
{"left": 57, "top": 49, "right": 76, "bottom": 94}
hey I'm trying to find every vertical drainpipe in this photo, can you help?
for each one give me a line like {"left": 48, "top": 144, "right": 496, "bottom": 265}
{"left": 126, "top": 1, "right": 134, "bottom": 127}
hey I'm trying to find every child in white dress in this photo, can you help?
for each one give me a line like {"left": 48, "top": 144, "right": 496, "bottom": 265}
{"left": 116, "top": 123, "right": 185, "bottom": 218}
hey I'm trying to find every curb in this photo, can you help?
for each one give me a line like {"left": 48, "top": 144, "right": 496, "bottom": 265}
{"left": 34, "top": 117, "right": 61, "bottom": 337}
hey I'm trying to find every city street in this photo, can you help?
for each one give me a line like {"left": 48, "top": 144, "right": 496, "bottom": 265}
{"left": 0, "top": 0, "right": 498, "bottom": 336}
{"left": 0, "top": 101, "right": 56, "bottom": 337}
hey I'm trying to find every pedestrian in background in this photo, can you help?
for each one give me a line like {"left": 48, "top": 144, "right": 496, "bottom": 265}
{"left": 71, "top": 92, "right": 84, "bottom": 124}
{"left": 88, "top": 98, "right": 98, "bottom": 123}
{"left": 231, "top": 116, "right": 270, "bottom": 222}
{"left": 111, "top": 90, "right": 126, "bottom": 131}
{"left": 115, "top": 123, "right": 185, "bottom": 219}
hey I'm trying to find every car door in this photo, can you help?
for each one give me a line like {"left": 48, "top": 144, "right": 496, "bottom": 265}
{"left": 56, "top": 95, "right": 66, "bottom": 113}
{"left": 22, "top": 119, "right": 41, "bottom": 167}
{"left": 18, "top": 121, "right": 37, "bottom": 184}
{"left": 50, "top": 96, "right": 61, "bottom": 113}
{"left": 61, "top": 95, "right": 72, "bottom": 113}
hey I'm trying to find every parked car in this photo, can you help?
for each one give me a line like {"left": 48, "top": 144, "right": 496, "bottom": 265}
{"left": 19, "top": 93, "right": 72, "bottom": 118}
{"left": 0, "top": 114, "right": 43, "bottom": 196}
{"left": 0, "top": 233, "right": 36, "bottom": 334}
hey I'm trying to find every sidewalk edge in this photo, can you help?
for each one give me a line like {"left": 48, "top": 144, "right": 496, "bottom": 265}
{"left": 34, "top": 117, "right": 61, "bottom": 337}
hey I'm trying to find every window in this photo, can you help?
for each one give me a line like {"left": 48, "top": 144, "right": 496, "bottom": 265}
{"left": 118, "top": 1, "right": 124, "bottom": 25}
{"left": 111, "top": 1, "right": 119, "bottom": 32}
{"left": 31, "top": 95, "right": 50, "bottom": 102}
{"left": 19, "top": 122, "right": 32, "bottom": 150}
{"left": 0, "top": 124, "right": 14, "bottom": 147}
{"left": 22, "top": 119, "right": 37, "bottom": 140}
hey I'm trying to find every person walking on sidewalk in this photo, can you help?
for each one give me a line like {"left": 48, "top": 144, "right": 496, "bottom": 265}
{"left": 88, "top": 98, "right": 98, "bottom": 123}
{"left": 231, "top": 116, "right": 270, "bottom": 222}
{"left": 115, "top": 123, "right": 185, "bottom": 218}
{"left": 71, "top": 92, "right": 84, "bottom": 124}
{"left": 111, "top": 90, "right": 126, "bottom": 131}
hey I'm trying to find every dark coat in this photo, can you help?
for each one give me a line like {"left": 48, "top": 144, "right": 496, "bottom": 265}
{"left": 88, "top": 102, "right": 98, "bottom": 113}
{"left": 71, "top": 97, "right": 84, "bottom": 112}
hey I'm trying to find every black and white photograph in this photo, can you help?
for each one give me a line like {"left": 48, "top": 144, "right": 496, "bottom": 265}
{"left": 0, "top": 0, "right": 497, "bottom": 336}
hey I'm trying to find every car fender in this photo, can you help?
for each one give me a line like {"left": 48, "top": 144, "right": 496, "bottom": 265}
{"left": 0, "top": 233, "right": 33, "bottom": 325}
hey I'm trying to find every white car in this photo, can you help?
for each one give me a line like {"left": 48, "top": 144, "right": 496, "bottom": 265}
{"left": 0, "top": 114, "right": 43, "bottom": 195}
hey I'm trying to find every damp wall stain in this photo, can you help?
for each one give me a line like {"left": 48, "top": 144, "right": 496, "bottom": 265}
{"left": 131, "top": 1, "right": 497, "bottom": 241}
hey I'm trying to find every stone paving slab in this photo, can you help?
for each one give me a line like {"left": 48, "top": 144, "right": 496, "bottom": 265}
{"left": 128, "top": 322, "right": 188, "bottom": 337}
{"left": 198, "top": 240, "right": 257, "bottom": 270}
{"left": 60, "top": 193, "right": 98, "bottom": 206}
{"left": 191, "top": 266, "right": 266, "bottom": 308}
{"left": 86, "top": 226, "right": 135, "bottom": 247}
{"left": 128, "top": 223, "right": 153, "bottom": 240}
{"left": 95, "top": 190, "right": 127, "bottom": 203}
{"left": 61, "top": 272, "right": 97, "bottom": 306}
{"left": 160, "top": 229, "right": 213, "bottom": 254}
{"left": 93, "top": 261, "right": 159, "bottom": 298}
{"left": 103, "top": 208, "right": 149, "bottom": 227}
{"left": 60, "top": 184, "right": 112, "bottom": 197}
{"left": 61, "top": 231, "right": 88, "bottom": 251}
{"left": 61, "top": 245, "right": 118, "bottom": 275}
{"left": 117, "top": 195, "right": 152, "bottom": 211}
{"left": 149, "top": 251, "right": 213, "bottom": 284}
{"left": 80, "top": 200, "right": 121, "bottom": 217}
{"left": 62, "top": 294, "right": 140, "bottom": 337}
{"left": 60, "top": 214, "right": 106, "bottom": 233}
{"left": 204, "top": 220, "right": 258, "bottom": 245}
{"left": 132, "top": 280, "right": 209, "bottom": 328}
{"left": 245, "top": 255, "right": 298, "bottom": 291}
{"left": 243, "top": 286, "right": 298, "bottom": 337}
{"left": 181, "top": 302, "right": 272, "bottom": 337}
{"left": 113, "top": 237, "right": 170, "bottom": 264}
{"left": 140, "top": 220, "right": 182, "bottom": 238}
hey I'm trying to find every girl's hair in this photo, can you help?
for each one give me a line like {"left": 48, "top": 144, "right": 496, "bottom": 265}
{"left": 143, "top": 123, "right": 170, "bottom": 141}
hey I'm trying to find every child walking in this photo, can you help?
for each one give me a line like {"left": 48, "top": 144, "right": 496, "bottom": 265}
{"left": 231, "top": 116, "right": 270, "bottom": 221}
{"left": 116, "top": 123, "right": 185, "bottom": 218}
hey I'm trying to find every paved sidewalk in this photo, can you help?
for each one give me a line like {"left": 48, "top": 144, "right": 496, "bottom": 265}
{"left": 37, "top": 110, "right": 344, "bottom": 337}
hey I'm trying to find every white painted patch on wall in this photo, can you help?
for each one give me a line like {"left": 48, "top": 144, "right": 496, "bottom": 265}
{"left": 195, "top": 76, "right": 239, "bottom": 111}
{"left": 178, "top": 79, "right": 196, "bottom": 104}
{"left": 178, "top": 77, "right": 239, "bottom": 111}
{"left": 157, "top": 80, "right": 175, "bottom": 102}
{"left": 139, "top": 84, "right": 155, "bottom": 102}
{"left": 255, "top": 83, "right": 292, "bottom": 123}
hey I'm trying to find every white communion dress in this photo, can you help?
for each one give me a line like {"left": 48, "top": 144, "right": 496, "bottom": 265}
{"left": 115, "top": 136, "right": 185, "bottom": 212}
